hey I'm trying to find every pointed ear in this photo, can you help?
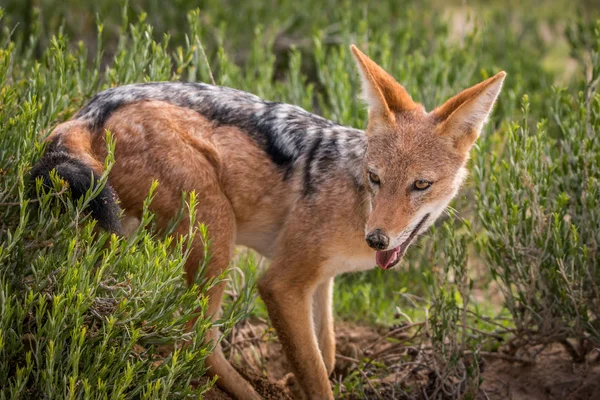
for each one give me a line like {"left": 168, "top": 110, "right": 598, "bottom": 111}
{"left": 350, "top": 44, "right": 420, "bottom": 121}
{"left": 433, "top": 71, "right": 506, "bottom": 152}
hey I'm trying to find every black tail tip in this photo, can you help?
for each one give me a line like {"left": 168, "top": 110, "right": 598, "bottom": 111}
{"left": 30, "top": 149, "right": 123, "bottom": 235}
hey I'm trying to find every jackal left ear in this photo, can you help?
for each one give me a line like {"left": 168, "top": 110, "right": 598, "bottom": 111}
{"left": 350, "top": 44, "right": 420, "bottom": 122}
{"left": 434, "top": 71, "right": 506, "bottom": 152}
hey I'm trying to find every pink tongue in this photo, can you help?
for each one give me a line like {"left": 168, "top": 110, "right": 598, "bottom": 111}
{"left": 376, "top": 248, "right": 398, "bottom": 270}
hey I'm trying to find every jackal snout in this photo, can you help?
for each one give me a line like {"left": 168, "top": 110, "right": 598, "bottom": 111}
{"left": 365, "top": 228, "right": 389, "bottom": 250}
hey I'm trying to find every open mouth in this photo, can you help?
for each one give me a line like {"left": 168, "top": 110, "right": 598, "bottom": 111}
{"left": 375, "top": 214, "right": 430, "bottom": 270}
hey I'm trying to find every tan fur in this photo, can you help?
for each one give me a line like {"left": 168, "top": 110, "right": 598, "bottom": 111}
{"left": 44, "top": 47, "right": 504, "bottom": 399}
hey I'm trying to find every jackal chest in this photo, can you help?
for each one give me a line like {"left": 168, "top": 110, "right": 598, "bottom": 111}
{"left": 323, "top": 246, "right": 377, "bottom": 278}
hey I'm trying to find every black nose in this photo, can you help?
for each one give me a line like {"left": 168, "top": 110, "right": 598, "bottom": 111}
{"left": 366, "top": 229, "right": 389, "bottom": 250}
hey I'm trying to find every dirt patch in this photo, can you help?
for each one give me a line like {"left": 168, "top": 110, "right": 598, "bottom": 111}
{"left": 203, "top": 319, "right": 600, "bottom": 399}
{"left": 222, "top": 318, "right": 393, "bottom": 380}
{"left": 201, "top": 368, "right": 293, "bottom": 400}
{"left": 480, "top": 344, "right": 600, "bottom": 400}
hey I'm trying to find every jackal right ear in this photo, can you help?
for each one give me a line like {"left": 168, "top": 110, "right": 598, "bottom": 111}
{"left": 350, "top": 45, "right": 419, "bottom": 122}
{"left": 433, "top": 71, "right": 506, "bottom": 152}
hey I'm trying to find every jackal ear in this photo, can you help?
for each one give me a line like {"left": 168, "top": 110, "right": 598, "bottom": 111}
{"left": 350, "top": 45, "right": 420, "bottom": 122}
{"left": 434, "top": 71, "right": 506, "bottom": 152}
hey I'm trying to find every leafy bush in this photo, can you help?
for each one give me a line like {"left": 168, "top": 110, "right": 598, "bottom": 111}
{"left": 474, "top": 20, "right": 600, "bottom": 357}
{"left": 0, "top": 181, "right": 218, "bottom": 398}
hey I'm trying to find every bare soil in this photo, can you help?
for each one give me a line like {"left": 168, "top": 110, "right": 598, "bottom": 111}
{"left": 479, "top": 343, "right": 600, "bottom": 400}
{"left": 203, "top": 319, "right": 600, "bottom": 399}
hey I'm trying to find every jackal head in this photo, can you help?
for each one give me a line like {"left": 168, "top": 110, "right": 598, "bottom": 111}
{"left": 351, "top": 45, "right": 505, "bottom": 270}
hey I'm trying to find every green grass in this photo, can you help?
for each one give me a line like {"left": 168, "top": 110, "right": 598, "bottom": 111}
{"left": 1, "top": 0, "right": 600, "bottom": 398}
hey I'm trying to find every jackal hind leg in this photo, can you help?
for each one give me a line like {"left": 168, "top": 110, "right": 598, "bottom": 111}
{"left": 156, "top": 190, "right": 261, "bottom": 400}
{"left": 313, "top": 277, "right": 335, "bottom": 376}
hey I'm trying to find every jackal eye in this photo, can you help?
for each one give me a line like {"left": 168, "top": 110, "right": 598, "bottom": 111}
{"left": 368, "top": 171, "right": 380, "bottom": 185}
{"left": 413, "top": 180, "right": 432, "bottom": 191}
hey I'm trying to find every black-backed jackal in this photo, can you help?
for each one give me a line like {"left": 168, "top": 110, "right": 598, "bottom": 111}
{"left": 32, "top": 45, "right": 505, "bottom": 399}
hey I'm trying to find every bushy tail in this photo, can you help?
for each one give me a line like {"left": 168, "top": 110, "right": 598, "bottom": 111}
{"left": 30, "top": 145, "right": 123, "bottom": 235}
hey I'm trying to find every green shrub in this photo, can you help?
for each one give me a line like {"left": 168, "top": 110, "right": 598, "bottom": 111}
{"left": 0, "top": 180, "right": 218, "bottom": 398}
{"left": 474, "top": 20, "right": 600, "bottom": 357}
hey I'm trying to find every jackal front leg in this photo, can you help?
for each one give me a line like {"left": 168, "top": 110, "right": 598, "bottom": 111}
{"left": 258, "top": 261, "right": 333, "bottom": 400}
